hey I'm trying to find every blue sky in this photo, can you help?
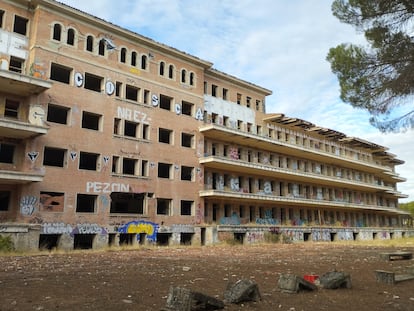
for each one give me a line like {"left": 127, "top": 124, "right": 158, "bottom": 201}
{"left": 58, "top": 0, "right": 414, "bottom": 202}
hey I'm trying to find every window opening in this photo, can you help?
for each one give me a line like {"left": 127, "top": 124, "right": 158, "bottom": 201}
{"left": 84, "top": 73, "right": 103, "bottom": 92}
{"left": 159, "top": 62, "right": 165, "bottom": 76}
{"left": 0, "top": 144, "right": 14, "bottom": 163}
{"left": 122, "top": 158, "right": 137, "bottom": 175}
{"left": 131, "top": 51, "right": 137, "bottom": 66}
{"left": 157, "top": 198, "right": 171, "bottom": 215}
{"left": 158, "top": 162, "right": 171, "bottom": 178}
{"left": 47, "top": 104, "right": 69, "bottom": 124}
{"left": 0, "top": 191, "right": 11, "bottom": 211}
{"left": 110, "top": 192, "right": 144, "bottom": 214}
{"left": 181, "top": 101, "right": 193, "bottom": 116}
{"left": 53, "top": 24, "right": 62, "bottom": 41}
{"left": 124, "top": 120, "right": 138, "bottom": 137}
{"left": 181, "top": 200, "right": 193, "bottom": 216}
{"left": 79, "top": 152, "right": 99, "bottom": 171}
{"left": 181, "top": 166, "right": 193, "bottom": 181}
{"left": 76, "top": 194, "right": 96, "bottom": 213}
{"left": 4, "top": 99, "right": 19, "bottom": 118}
{"left": 50, "top": 63, "right": 71, "bottom": 84}
{"left": 125, "top": 84, "right": 139, "bottom": 101}
{"left": 9, "top": 56, "right": 24, "bottom": 73}
{"left": 86, "top": 35, "right": 93, "bottom": 52}
{"left": 181, "top": 133, "right": 194, "bottom": 148}
{"left": 120, "top": 48, "right": 127, "bottom": 63}
{"left": 43, "top": 147, "right": 65, "bottom": 167}
{"left": 13, "top": 15, "right": 28, "bottom": 35}
{"left": 159, "top": 94, "right": 172, "bottom": 110}
{"left": 159, "top": 128, "right": 172, "bottom": 144}
{"left": 67, "top": 28, "right": 75, "bottom": 45}
{"left": 39, "top": 191, "right": 64, "bottom": 212}
{"left": 82, "top": 111, "right": 101, "bottom": 130}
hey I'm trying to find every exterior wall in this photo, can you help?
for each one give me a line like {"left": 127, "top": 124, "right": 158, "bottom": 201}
{"left": 0, "top": 0, "right": 412, "bottom": 251}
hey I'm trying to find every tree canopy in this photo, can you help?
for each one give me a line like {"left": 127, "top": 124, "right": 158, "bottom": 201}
{"left": 327, "top": 0, "right": 414, "bottom": 132}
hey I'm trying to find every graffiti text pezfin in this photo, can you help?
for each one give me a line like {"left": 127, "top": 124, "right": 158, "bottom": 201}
{"left": 118, "top": 220, "right": 159, "bottom": 242}
{"left": 86, "top": 182, "right": 129, "bottom": 193}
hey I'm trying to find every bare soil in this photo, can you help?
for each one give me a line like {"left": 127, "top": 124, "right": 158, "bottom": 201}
{"left": 1, "top": 242, "right": 414, "bottom": 311}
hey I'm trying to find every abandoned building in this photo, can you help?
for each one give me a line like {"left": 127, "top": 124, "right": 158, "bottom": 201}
{"left": 0, "top": 0, "right": 412, "bottom": 251}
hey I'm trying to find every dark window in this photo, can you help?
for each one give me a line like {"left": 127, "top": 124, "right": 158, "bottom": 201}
{"left": 141, "top": 160, "right": 148, "bottom": 176}
{"left": 112, "top": 156, "right": 119, "bottom": 173}
{"left": 67, "top": 28, "right": 75, "bottom": 45}
{"left": 50, "top": 63, "right": 71, "bottom": 84}
{"left": 124, "top": 121, "right": 138, "bottom": 138}
{"left": 0, "top": 191, "right": 11, "bottom": 211}
{"left": 53, "top": 24, "right": 62, "bottom": 41}
{"left": 159, "top": 128, "right": 172, "bottom": 144}
{"left": 182, "top": 101, "right": 193, "bottom": 116}
{"left": 181, "top": 166, "right": 193, "bottom": 181}
{"left": 223, "top": 88, "right": 228, "bottom": 100}
{"left": 9, "top": 56, "right": 24, "bottom": 73}
{"left": 212, "top": 85, "right": 217, "bottom": 97}
{"left": 131, "top": 51, "right": 137, "bottom": 66}
{"left": 189, "top": 72, "right": 195, "bottom": 86}
{"left": 47, "top": 104, "right": 69, "bottom": 124}
{"left": 4, "top": 99, "right": 19, "bottom": 118}
{"left": 110, "top": 192, "right": 144, "bottom": 214}
{"left": 76, "top": 194, "right": 96, "bottom": 213}
{"left": 141, "top": 55, "right": 147, "bottom": 69}
{"left": 143, "top": 89, "right": 150, "bottom": 104}
{"left": 0, "top": 10, "right": 4, "bottom": 28}
{"left": 79, "top": 152, "right": 99, "bottom": 171}
{"left": 181, "top": 133, "right": 194, "bottom": 148}
{"left": 82, "top": 111, "right": 100, "bottom": 130}
{"left": 0, "top": 144, "right": 14, "bottom": 163}
{"left": 156, "top": 198, "right": 171, "bottom": 215}
{"left": 86, "top": 35, "right": 93, "bottom": 52}
{"left": 13, "top": 15, "right": 28, "bottom": 35}
{"left": 158, "top": 162, "right": 171, "bottom": 178}
{"left": 43, "top": 147, "right": 65, "bottom": 167}
{"left": 120, "top": 48, "right": 126, "bottom": 63}
{"left": 122, "top": 158, "right": 136, "bottom": 175}
{"left": 168, "top": 64, "right": 174, "bottom": 79}
{"left": 159, "top": 94, "right": 172, "bottom": 110}
{"left": 84, "top": 73, "right": 102, "bottom": 92}
{"left": 126, "top": 85, "right": 139, "bottom": 101}
{"left": 142, "top": 124, "right": 149, "bottom": 140}
{"left": 115, "top": 81, "right": 122, "bottom": 97}
{"left": 181, "top": 200, "right": 193, "bottom": 216}
{"left": 98, "top": 39, "right": 105, "bottom": 56}
{"left": 181, "top": 69, "right": 186, "bottom": 83}
{"left": 159, "top": 61, "right": 165, "bottom": 76}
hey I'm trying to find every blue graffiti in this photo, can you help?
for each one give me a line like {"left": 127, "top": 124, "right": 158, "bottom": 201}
{"left": 117, "top": 220, "right": 159, "bottom": 242}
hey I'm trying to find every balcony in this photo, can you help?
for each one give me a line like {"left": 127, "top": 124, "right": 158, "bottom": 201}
{"left": 200, "top": 155, "right": 395, "bottom": 193}
{"left": 200, "top": 123, "right": 395, "bottom": 177}
{"left": 199, "top": 189, "right": 409, "bottom": 216}
{"left": 0, "top": 117, "right": 48, "bottom": 139}
{"left": 0, "top": 169, "right": 44, "bottom": 184}
{"left": 0, "top": 69, "right": 52, "bottom": 97}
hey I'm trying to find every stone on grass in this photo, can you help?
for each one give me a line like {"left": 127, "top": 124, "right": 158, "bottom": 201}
{"left": 319, "top": 271, "right": 352, "bottom": 289}
{"left": 162, "top": 286, "right": 224, "bottom": 311}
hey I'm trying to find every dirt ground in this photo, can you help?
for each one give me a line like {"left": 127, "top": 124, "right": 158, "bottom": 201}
{"left": 1, "top": 242, "right": 414, "bottom": 311}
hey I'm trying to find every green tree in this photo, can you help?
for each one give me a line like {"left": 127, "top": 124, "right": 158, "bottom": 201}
{"left": 327, "top": 0, "right": 414, "bottom": 132}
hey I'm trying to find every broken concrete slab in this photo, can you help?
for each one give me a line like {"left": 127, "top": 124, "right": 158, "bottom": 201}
{"left": 379, "top": 251, "right": 413, "bottom": 261}
{"left": 162, "top": 286, "right": 224, "bottom": 311}
{"left": 278, "top": 274, "right": 318, "bottom": 293}
{"left": 375, "top": 270, "right": 414, "bottom": 285}
{"left": 319, "top": 271, "right": 352, "bottom": 289}
{"left": 223, "top": 279, "right": 261, "bottom": 303}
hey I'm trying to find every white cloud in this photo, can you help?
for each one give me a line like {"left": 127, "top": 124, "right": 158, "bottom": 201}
{"left": 59, "top": 0, "right": 413, "bottom": 202}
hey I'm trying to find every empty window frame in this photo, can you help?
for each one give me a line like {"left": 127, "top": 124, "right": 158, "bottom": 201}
{"left": 43, "top": 147, "right": 65, "bottom": 167}
{"left": 141, "top": 160, "right": 148, "bottom": 176}
{"left": 181, "top": 69, "right": 186, "bottom": 83}
{"left": 156, "top": 198, "right": 171, "bottom": 215}
{"left": 159, "top": 94, "right": 172, "bottom": 110}
{"left": 113, "top": 118, "right": 121, "bottom": 135}
{"left": 82, "top": 111, "right": 101, "bottom": 131}
{"left": 0, "top": 143, "right": 15, "bottom": 163}
{"left": 98, "top": 39, "right": 105, "bottom": 56}
{"left": 84, "top": 73, "right": 103, "bottom": 92}
{"left": 0, "top": 10, "right": 4, "bottom": 29}
{"left": 67, "top": 28, "right": 75, "bottom": 45}
{"left": 141, "top": 54, "right": 147, "bottom": 70}
{"left": 120, "top": 47, "right": 127, "bottom": 63}
{"left": 86, "top": 35, "right": 94, "bottom": 52}
{"left": 180, "top": 200, "right": 193, "bottom": 216}
{"left": 189, "top": 72, "right": 195, "bottom": 86}
{"left": 181, "top": 166, "right": 193, "bottom": 181}
{"left": 131, "top": 51, "right": 137, "bottom": 66}
{"left": 125, "top": 84, "right": 139, "bottom": 102}
{"left": 110, "top": 192, "right": 144, "bottom": 214}
{"left": 181, "top": 101, "right": 193, "bottom": 116}
{"left": 223, "top": 88, "right": 228, "bottom": 100}
{"left": 122, "top": 158, "right": 137, "bottom": 175}
{"left": 158, "top": 162, "right": 172, "bottom": 179}
{"left": 124, "top": 120, "right": 138, "bottom": 138}
{"left": 39, "top": 191, "right": 65, "bottom": 212}
{"left": 47, "top": 104, "right": 69, "bottom": 124}
{"left": 50, "top": 63, "right": 71, "bottom": 84}
{"left": 168, "top": 64, "right": 174, "bottom": 79}
{"left": 159, "top": 61, "right": 165, "bottom": 76}
{"left": 0, "top": 191, "right": 10, "bottom": 211}
{"left": 13, "top": 15, "right": 28, "bottom": 36}
{"left": 4, "top": 99, "right": 19, "bottom": 118}
{"left": 76, "top": 194, "right": 96, "bottom": 213}
{"left": 115, "top": 81, "right": 122, "bottom": 97}
{"left": 9, "top": 56, "right": 24, "bottom": 73}
{"left": 143, "top": 89, "right": 150, "bottom": 104}
{"left": 112, "top": 156, "right": 119, "bottom": 173}
{"left": 52, "top": 23, "right": 62, "bottom": 41}
{"left": 211, "top": 84, "right": 217, "bottom": 97}
{"left": 181, "top": 133, "right": 194, "bottom": 148}
{"left": 142, "top": 124, "right": 150, "bottom": 140}
{"left": 159, "top": 128, "right": 173, "bottom": 144}
{"left": 79, "top": 152, "right": 99, "bottom": 171}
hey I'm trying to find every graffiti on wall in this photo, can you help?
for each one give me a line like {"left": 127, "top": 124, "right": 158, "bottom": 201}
{"left": 117, "top": 106, "right": 149, "bottom": 123}
{"left": 86, "top": 181, "right": 129, "bottom": 193}
{"left": 41, "top": 223, "right": 107, "bottom": 236}
{"left": 72, "top": 223, "right": 107, "bottom": 235}
{"left": 27, "top": 151, "right": 39, "bottom": 162}
{"left": 20, "top": 196, "right": 37, "bottom": 216}
{"left": 117, "top": 220, "right": 159, "bottom": 242}
{"left": 220, "top": 213, "right": 241, "bottom": 225}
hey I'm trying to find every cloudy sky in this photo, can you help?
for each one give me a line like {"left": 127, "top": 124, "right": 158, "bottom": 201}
{"left": 58, "top": 0, "right": 414, "bottom": 202}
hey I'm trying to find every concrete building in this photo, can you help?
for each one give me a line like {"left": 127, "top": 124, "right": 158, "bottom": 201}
{"left": 0, "top": 0, "right": 412, "bottom": 251}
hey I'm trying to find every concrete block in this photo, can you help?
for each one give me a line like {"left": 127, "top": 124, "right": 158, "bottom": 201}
{"left": 319, "top": 271, "right": 352, "bottom": 289}
{"left": 163, "top": 286, "right": 224, "bottom": 311}
{"left": 224, "top": 279, "right": 261, "bottom": 303}
{"left": 278, "top": 274, "right": 318, "bottom": 293}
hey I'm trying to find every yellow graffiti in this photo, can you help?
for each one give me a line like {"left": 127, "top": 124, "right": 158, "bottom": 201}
{"left": 127, "top": 223, "right": 154, "bottom": 235}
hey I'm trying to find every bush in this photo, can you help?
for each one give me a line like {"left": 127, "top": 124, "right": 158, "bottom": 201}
{"left": 264, "top": 231, "right": 281, "bottom": 243}
{"left": 0, "top": 235, "right": 14, "bottom": 252}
